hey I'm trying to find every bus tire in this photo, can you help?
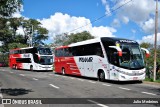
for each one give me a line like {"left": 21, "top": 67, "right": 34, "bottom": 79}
{"left": 98, "top": 70, "right": 105, "bottom": 82}
{"left": 15, "top": 65, "right": 18, "bottom": 70}
{"left": 30, "top": 65, "right": 33, "bottom": 71}
{"left": 62, "top": 68, "right": 65, "bottom": 75}
{"left": 12, "top": 65, "right": 15, "bottom": 69}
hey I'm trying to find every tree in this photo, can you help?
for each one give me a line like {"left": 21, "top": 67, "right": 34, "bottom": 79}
{"left": 140, "top": 42, "right": 152, "bottom": 49}
{"left": 0, "top": 17, "right": 49, "bottom": 52}
{"left": 0, "top": 0, "right": 23, "bottom": 17}
{"left": 54, "top": 31, "right": 94, "bottom": 46}
{"left": 140, "top": 42, "right": 160, "bottom": 79}
{"left": 20, "top": 18, "right": 49, "bottom": 46}
{"left": 64, "top": 31, "right": 94, "bottom": 45}
{"left": 0, "top": 0, "right": 23, "bottom": 52}
{"left": 8, "top": 43, "right": 27, "bottom": 50}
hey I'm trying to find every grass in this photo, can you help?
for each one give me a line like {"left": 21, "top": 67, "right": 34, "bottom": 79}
{"left": 144, "top": 77, "right": 160, "bottom": 83}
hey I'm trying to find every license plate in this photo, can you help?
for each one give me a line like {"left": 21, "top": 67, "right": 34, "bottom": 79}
{"left": 133, "top": 77, "right": 138, "bottom": 80}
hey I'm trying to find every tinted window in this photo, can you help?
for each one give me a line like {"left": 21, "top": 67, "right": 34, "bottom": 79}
{"left": 55, "top": 43, "right": 103, "bottom": 57}
{"left": 16, "top": 58, "right": 31, "bottom": 63}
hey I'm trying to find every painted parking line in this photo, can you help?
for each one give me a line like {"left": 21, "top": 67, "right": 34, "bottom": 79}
{"left": 141, "top": 92, "right": 156, "bottom": 96}
{"left": 33, "top": 78, "right": 38, "bottom": 81}
{"left": 88, "top": 99, "right": 109, "bottom": 107}
{"left": 77, "top": 79, "right": 84, "bottom": 81}
{"left": 19, "top": 74, "right": 25, "bottom": 76}
{"left": 102, "top": 84, "right": 111, "bottom": 87}
{"left": 54, "top": 75, "right": 60, "bottom": 77}
{"left": 49, "top": 84, "right": 60, "bottom": 89}
{"left": 119, "top": 87, "right": 131, "bottom": 91}
{"left": 70, "top": 77, "right": 75, "bottom": 80}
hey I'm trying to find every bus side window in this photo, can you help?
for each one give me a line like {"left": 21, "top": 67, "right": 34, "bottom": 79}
{"left": 96, "top": 47, "right": 104, "bottom": 57}
{"left": 94, "top": 43, "right": 104, "bottom": 57}
{"left": 64, "top": 48, "right": 72, "bottom": 57}
{"left": 109, "top": 48, "right": 119, "bottom": 66}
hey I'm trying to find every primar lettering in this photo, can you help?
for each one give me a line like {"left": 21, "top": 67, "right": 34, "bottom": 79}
{"left": 79, "top": 57, "right": 93, "bottom": 62}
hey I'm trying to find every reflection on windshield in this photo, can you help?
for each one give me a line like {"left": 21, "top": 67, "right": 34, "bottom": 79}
{"left": 38, "top": 48, "right": 52, "bottom": 55}
{"left": 119, "top": 45, "right": 145, "bottom": 69}
{"left": 39, "top": 56, "right": 53, "bottom": 65}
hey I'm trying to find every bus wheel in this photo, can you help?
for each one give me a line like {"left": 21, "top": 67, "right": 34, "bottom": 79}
{"left": 62, "top": 68, "right": 65, "bottom": 75}
{"left": 12, "top": 65, "right": 15, "bottom": 69}
{"left": 98, "top": 70, "right": 105, "bottom": 82}
{"left": 30, "top": 65, "right": 33, "bottom": 71}
{"left": 15, "top": 65, "right": 18, "bottom": 70}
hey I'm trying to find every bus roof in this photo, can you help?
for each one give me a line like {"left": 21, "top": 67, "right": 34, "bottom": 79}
{"left": 55, "top": 37, "right": 139, "bottom": 49}
{"left": 10, "top": 47, "right": 34, "bottom": 51}
{"left": 69, "top": 37, "right": 139, "bottom": 47}
{"left": 10, "top": 46, "right": 52, "bottom": 51}
{"left": 101, "top": 37, "right": 138, "bottom": 45}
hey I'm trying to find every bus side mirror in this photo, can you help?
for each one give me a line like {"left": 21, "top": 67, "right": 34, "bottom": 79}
{"left": 141, "top": 48, "right": 150, "bottom": 58}
{"left": 109, "top": 46, "right": 122, "bottom": 57}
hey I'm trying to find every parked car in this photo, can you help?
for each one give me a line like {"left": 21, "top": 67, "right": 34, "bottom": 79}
{"left": 0, "top": 62, "right": 6, "bottom": 67}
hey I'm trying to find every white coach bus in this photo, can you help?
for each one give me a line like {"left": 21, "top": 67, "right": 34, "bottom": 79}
{"left": 54, "top": 37, "right": 149, "bottom": 81}
{"left": 9, "top": 47, "right": 53, "bottom": 71}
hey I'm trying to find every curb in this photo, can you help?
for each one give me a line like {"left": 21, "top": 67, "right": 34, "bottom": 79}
{"left": 143, "top": 81, "right": 160, "bottom": 85}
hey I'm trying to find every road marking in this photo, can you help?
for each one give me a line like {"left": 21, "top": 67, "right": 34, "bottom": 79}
{"left": 88, "top": 99, "right": 109, "bottom": 107}
{"left": 141, "top": 92, "right": 156, "bottom": 96}
{"left": 70, "top": 77, "right": 75, "bottom": 80}
{"left": 89, "top": 81, "right": 96, "bottom": 84}
{"left": 102, "top": 84, "right": 111, "bottom": 86}
{"left": 55, "top": 75, "right": 60, "bottom": 77}
{"left": 119, "top": 87, "right": 131, "bottom": 91}
{"left": 62, "top": 76, "right": 66, "bottom": 78}
{"left": 19, "top": 74, "right": 25, "bottom": 76}
{"left": 10, "top": 72, "right": 14, "bottom": 74}
{"left": 49, "top": 74, "right": 54, "bottom": 76}
{"left": 33, "top": 78, "right": 38, "bottom": 81}
{"left": 49, "top": 84, "right": 60, "bottom": 89}
{"left": 77, "top": 79, "right": 84, "bottom": 81}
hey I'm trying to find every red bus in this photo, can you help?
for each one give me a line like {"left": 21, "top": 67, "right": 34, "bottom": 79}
{"left": 9, "top": 47, "right": 53, "bottom": 71}
{"left": 54, "top": 37, "right": 149, "bottom": 81}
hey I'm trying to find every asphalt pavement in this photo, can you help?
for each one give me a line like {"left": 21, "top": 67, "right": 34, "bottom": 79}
{"left": 0, "top": 67, "right": 159, "bottom": 107}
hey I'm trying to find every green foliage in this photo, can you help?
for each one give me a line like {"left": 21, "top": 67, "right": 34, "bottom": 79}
{"left": 0, "top": 0, "right": 23, "bottom": 17}
{"left": 140, "top": 42, "right": 151, "bottom": 49}
{"left": 54, "top": 31, "right": 94, "bottom": 46}
{"left": 0, "top": 53, "right": 9, "bottom": 66}
{"left": 145, "top": 77, "right": 160, "bottom": 83}
{"left": 64, "top": 31, "right": 94, "bottom": 45}
{"left": 0, "top": 17, "right": 49, "bottom": 52}
{"left": 8, "top": 43, "right": 27, "bottom": 50}
{"left": 140, "top": 42, "right": 160, "bottom": 80}
{"left": 20, "top": 18, "right": 49, "bottom": 46}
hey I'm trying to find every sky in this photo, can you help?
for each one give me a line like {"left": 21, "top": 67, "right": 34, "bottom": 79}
{"left": 13, "top": 0, "right": 160, "bottom": 45}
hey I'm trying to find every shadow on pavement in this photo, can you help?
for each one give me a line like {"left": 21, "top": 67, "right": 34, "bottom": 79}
{"left": 54, "top": 73, "right": 142, "bottom": 85}
{"left": 1, "top": 88, "right": 33, "bottom": 96}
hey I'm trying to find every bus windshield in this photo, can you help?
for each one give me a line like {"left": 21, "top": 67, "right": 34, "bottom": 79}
{"left": 119, "top": 45, "right": 145, "bottom": 69}
{"left": 38, "top": 48, "right": 52, "bottom": 55}
{"left": 103, "top": 43, "right": 145, "bottom": 70}
{"left": 39, "top": 56, "right": 53, "bottom": 65}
